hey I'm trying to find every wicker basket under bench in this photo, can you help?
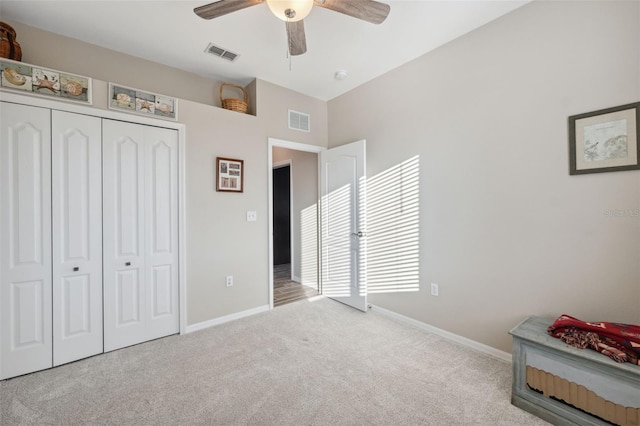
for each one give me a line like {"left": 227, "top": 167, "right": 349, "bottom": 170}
{"left": 510, "top": 316, "right": 639, "bottom": 426}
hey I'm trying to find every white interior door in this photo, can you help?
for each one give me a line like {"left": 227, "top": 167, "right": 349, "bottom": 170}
{"left": 103, "top": 120, "right": 147, "bottom": 351}
{"left": 144, "top": 126, "right": 179, "bottom": 340}
{"left": 0, "top": 102, "right": 53, "bottom": 379}
{"left": 52, "top": 111, "right": 103, "bottom": 366}
{"left": 103, "top": 120, "right": 179, "bottom": 351}
{"left": 319, "top": 140, "right": 367, "bottom": 312}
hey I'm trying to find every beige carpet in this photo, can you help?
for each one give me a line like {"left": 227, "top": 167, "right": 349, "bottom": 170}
{"left": 0, "top": 297, "right": 548, "bottom": 425}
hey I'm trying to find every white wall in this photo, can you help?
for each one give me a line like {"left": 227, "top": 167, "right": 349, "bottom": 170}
{"left": 4, "top": 21, "right": 328, "bottom": 326}
{"left": 328, "top": 0, "right": 640, "bottom": 352}
{"left": 272, "top": 147, "right": 319, "bottom": 286}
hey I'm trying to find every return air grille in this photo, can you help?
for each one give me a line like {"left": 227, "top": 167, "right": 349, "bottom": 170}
{"left": 204, "top": 43, "right": 239, "bottom": 62}
{"left": 288, "top": 110, "right": 310, "bottom": 132}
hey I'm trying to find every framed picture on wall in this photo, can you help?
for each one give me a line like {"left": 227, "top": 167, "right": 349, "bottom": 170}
{"left": 569, "top": 102, "right": 640, "bottom": 175}
{"left": 0, "top": 58, "right": 92, "bottom": 104}
{"left": 108, "top": 83, "right": 178, "bottom": 120}
{"left": 216, "top": 157, "right": 244, "bottom": 193}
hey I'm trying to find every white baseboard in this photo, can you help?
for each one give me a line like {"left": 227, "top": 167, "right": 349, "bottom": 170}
{"left": 371, "top": 304, "right": 512, "bottom": 363}
{"left": 292, "top": 275, "right": 302, "bottom": 283}
{"left": 185, "top": 304, "right": 270, "bottom": 334}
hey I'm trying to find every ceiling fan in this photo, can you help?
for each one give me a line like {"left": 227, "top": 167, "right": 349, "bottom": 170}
{"left": 194, "top": 0, "right": 390, "bottom": 56}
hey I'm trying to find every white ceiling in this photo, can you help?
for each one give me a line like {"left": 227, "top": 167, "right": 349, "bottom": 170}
{"left": 0, "top": 0, "right": 529, "bottom": 101}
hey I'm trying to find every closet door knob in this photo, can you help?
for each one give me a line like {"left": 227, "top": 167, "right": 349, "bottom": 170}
{"left": 73, "top": 267, "right": 79, "bottom": 272}
{"left": 125, "top": 262, "right": 131, "bottom": 266}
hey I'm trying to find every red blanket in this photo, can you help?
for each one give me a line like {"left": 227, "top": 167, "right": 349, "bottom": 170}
{"left": 547, "top": 314, "right": 640, "bottom": 365}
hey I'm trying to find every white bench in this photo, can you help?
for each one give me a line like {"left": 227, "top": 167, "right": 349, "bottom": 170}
{"left": 510, "top": 316, "right": 640, "bottom": 425}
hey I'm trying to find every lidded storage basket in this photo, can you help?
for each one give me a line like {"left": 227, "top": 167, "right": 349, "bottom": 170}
{"left": 0, "top": 22, "right": 22, "bottom": 61}
{"left": 219, "top": 83, "right": 249, "bottom": 114}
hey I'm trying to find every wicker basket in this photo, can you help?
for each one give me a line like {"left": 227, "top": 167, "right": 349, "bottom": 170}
{"left": 0, "top": 22, "right": 22, "bottom": 61}
{"left": 219, "top": 83, "right": 249, "bottom": 114}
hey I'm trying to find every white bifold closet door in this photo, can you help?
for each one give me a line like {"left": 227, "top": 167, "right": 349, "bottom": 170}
{"left": 102, "top": 119, "right": 179, "bottom": 352}
{"left": 51, "top": 110, "right": 103, "bottom": 366}
{"left": 0, "top": 103, "right": 52, "bottom": 379}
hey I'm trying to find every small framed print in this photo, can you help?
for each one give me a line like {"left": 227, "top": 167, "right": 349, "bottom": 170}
{"left": 216, "top": 157, "right": 244, "bottom": 193}
{"left": 569, "top": 102, "right": 640, "bottom": 175}
{"left": 108, "top": 83, "right": 177, "bottom": 120}
{"left": 0, "top": 58, "right": 91, "bottom": 104}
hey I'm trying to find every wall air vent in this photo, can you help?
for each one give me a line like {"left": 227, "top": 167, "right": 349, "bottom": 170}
{"left": 204, "top": 43, "right": 239, "bottom": 62}
{"left": 288, "top": 109, "right": 311, "bottom": 132}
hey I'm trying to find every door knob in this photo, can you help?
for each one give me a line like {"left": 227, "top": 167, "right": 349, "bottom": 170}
{"left": 125, "top": 262, "right": 131, "bottom": 266}
{"left": 73, "top": 267, "right": 79, "bottom": 272}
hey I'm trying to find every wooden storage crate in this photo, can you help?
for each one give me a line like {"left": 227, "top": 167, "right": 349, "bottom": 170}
{"left": 510, "top": 316, "right": 640, "bottom": 425}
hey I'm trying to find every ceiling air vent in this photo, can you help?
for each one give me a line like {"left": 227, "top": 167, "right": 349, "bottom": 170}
{"left": 288, "top": 110, "right": 310, "bottom": 132}
{"left": 204, "top": 43, "right": 239, "bottom": 62}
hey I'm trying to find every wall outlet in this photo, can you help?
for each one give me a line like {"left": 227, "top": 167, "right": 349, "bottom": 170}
{"left": 225, "top": 275, "right": 233, "bottom": 287}
{"left": 246, "top": 211, "right": 257, "bottom": 222}
{"left": 430, "top": 283, "right": 439, "bottom": 296}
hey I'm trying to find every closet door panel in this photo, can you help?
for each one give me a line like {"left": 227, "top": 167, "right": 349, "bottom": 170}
{"left": 145, "top": 127, "right": 179, "bottom": 339}
{"left": 103, "top": 120, "right": 146, "bottom": 351}
{"left": 117, "top": 269, "right": 141, "bottom": 323}
{"left": 52, "top": 111, "right": 103, "bottom": 366}
{"left": 0, "top": 103, "right": 52, "bottom": 379}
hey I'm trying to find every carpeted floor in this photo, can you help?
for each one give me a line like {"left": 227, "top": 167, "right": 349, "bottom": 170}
{"left": 0, "top": 297, "right": 548, "bottom": 425}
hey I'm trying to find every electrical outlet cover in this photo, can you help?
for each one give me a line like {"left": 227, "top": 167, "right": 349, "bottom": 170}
{"left": 430, "top": 283, "right": 439, "bottom": 296}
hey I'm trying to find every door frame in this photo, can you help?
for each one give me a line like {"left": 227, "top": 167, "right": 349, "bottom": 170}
{"left": 0, "top": 91, "right": 188, "bottom": 335}
{"left": 267, "top": 138, "right": 325, "bottom": 310}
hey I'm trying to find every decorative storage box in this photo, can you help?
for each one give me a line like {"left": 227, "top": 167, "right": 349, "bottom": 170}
{"left": 510, "top": 316, "right": 639, "bottom": 426}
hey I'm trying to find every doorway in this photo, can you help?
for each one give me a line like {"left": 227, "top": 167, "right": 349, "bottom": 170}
{"left": 268, "top": 138, "right": 368, "bottom": 311}
{"left": 268, "top": 139, "right": 325, "bottom": 308}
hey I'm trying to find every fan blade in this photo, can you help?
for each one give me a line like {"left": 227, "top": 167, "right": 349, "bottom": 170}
{"left": 194, "top": 0, "right": 264, "bottom": 20}
{"left": 286, "top": 20, "right": 307, "bottom": 56}
{"left": 314, "top": 0, "right": 389, "bottom": 24}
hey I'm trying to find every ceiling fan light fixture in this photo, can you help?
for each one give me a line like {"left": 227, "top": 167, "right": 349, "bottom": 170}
{"left": 266, "top": 0, "right": 314, "bottom": 22}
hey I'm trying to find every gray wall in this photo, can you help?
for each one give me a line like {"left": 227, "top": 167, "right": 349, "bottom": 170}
{"left": 328, "top": 1, "right": 640, "bottom": 352}
{"left": 5, "top": 21, "right": 328, "bottom": 326}
{"left": 272, "top": 147, "right": 319, "bottom": 286}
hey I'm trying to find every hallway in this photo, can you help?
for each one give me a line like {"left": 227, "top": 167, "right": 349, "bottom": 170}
{"left": 273, "top": 264, "right": 319, "bottom": 307}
